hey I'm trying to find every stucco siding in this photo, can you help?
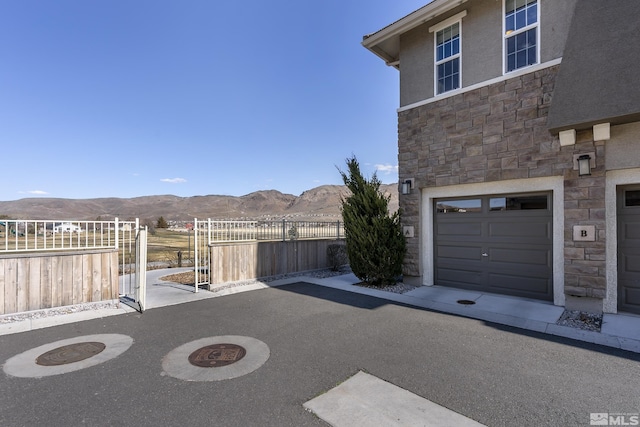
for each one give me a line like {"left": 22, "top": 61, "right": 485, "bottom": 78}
{"left": 461, "top": 1, "right": 501, "bottom": 88}
{"left": 400, "top": 25, "right": 433, "bottom": 106}
{"left": 605, "top": 122, "right": 640, "bottom": 171}
{"left": 539, "top": 0, "right": 576, "bottom": 63}
{"left": 399, "top": 0, "right": 576, "bottom": 108}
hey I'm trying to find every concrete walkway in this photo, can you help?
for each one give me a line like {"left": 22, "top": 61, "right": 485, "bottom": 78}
{"left": 283, "top": 272, "right": 640, "bottom": 354}
{"left": 142, "top": 267, "right": 219, "bottom": 309}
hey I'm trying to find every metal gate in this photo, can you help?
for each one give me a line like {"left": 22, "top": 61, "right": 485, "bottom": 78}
{"left": 119, "top": 219, "right": 148, "bottom": 312}
{"left": 193, "top": 218, "right": 211, "bottom": 292}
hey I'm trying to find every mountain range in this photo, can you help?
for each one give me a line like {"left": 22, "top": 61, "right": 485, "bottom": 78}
{"left": 0, "top": 184, "right": 399, "bottom": 221}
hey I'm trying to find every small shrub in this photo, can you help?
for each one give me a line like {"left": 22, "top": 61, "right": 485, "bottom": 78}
{"left": 287, "top": 224, "right": 299, "bottom": 240}
{"left": 327, "top": 244, "right": 348, "bottom": 271}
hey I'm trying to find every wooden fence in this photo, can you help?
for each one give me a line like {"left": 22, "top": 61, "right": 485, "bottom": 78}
{"left": 0, "top": 249, "right": 119, "bottom": 315}
{"left": 209, "top": 239, "right": 345, "bottom": 285}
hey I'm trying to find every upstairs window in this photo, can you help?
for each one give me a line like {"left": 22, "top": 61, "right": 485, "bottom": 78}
{"left": 504, "top": 0, "right": 539, "bottom": 73}
{"left": 435, "top": 22, "right": 461, "bottom": 94}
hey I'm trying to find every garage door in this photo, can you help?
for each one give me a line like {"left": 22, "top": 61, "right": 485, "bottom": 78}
{"left": 617, "top": 186, "right": 640, "bottom": 314}
{"left": 434, "top": 193, "right": 553, "bottom": 301}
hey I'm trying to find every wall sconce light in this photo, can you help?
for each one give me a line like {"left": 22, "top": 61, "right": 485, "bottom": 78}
{"left": 578, "top": 154, "right": 592, "bottom": 176}
{"left": 401, "top": 179, "right": 414, "bottom": 195}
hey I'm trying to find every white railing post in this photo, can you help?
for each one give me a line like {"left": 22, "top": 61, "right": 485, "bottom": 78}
{"left": 282, "top": 219, "right": 286, "bottom": 242}
{"left": 115, "top": 217, "right": 119, "bottom": 249}
{"left": 135, "top": 225, "right": 148, "bottom": 312}
{"left": 194, "top": 217, "right": 199, "bottom": 293}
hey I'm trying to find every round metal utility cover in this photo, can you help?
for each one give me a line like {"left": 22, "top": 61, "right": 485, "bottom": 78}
{"left": 36, "top": 342, "right": 107, "bottom": 366}
{"left": 188, "top": 343, "right": 246, "bottom": 368}
{"left": 162, "top": 335, "right": 270, "bottom": 381}
{"left": 3, "top": 334, "right": 133, "bottom": 378}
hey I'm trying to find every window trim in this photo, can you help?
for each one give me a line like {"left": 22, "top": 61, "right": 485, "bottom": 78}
{"left": 502, "top": 0, "right": 540, "bottom": 74}
{"left": 428, "top": 10, "right": 467, "bottom": 33}
{"left": 430, "top": 11, "right": 467, "bottom": 96}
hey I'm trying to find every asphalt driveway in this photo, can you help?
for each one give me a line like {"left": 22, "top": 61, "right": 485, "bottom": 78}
{"left": 1, "top": 282, "right": 639, "bottom": 426}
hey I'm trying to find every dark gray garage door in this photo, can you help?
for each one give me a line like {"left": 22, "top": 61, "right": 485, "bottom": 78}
{"left": 434, "top": 193, "right": 553, "bottom": 301}
{"left": 617, "top": 186, "right": 640, "bottom": 314}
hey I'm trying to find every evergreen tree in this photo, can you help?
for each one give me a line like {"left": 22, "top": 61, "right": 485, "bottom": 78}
{"left": 339, "top": 156, "right": 406, "bottom": 286}
{"left": 156, "top": 216, "right": 168, "bottom": 229}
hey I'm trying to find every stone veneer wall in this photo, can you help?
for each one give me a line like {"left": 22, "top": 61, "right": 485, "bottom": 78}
{"left": 563, "top": 131, "right": 606, "bottom": 300}
{"left": 397, "top": 65, "right": 606, "bottom": 302}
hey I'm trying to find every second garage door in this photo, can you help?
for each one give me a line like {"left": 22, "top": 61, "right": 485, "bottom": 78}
{"left": 434, "top": 193, "right": 553, "bottom": 301}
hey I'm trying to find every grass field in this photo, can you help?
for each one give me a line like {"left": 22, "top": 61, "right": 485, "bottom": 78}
{"left": 147, "top": 229, "right": 196, "bottom": 266}
{"left": 0, "top": 227, "right": 196, "bottom": 266}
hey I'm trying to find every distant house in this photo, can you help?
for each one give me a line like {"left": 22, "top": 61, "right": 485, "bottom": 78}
{"left": 53, "top": 223, "right": 83, "bottom": 233}
{"left": 363, "top": 0, "right": 640, "bottom": 314}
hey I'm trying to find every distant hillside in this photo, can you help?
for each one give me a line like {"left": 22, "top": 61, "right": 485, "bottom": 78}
{"left": 0, "top": 184, "right": 399, "bottom": 221}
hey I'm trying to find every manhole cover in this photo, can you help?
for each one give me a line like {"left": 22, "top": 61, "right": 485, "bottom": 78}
{"left": 457, "top": 299, "right": 476, "bottom": 305}
{"left": 36, "top": 342, "right": 106, "bottom": 366}
{"left": 188, "top": 343, "right": 246, "bottom": 368}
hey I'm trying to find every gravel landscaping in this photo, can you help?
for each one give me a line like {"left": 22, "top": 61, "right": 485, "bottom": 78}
{"left": 164, "top": 267, "right": 419, "bottom": 295}
{"left": 556, "top": 309, "right": 603, "bottom": 332}
{"left": 353, "top": 281, "right": 419, "bottom": 294}
{"left": 0, "top": 301, "right": 120, "bottom": 325}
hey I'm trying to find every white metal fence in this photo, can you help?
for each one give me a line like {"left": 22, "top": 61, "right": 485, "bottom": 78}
{"left": 0, "top": 218, "right": 146, "bottom": 310}
{"left": 0, "top": 218, "right": 138, "bottom": 254}
{"left": 194, "top": 218, "right": 210, "bottom": 292}
{"left": 207, "top": 219, "right": 344, "bottom": 242}
{"left": 192, "top": 218, "right": 345, "bottom": 290}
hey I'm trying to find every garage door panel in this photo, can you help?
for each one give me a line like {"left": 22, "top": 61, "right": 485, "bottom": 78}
{"left": 436, "top": 222, "right": 482, "bottom": 236}
{"left": 435, "top": 193, "right": 553, "bottom": 301}
{"left": 617, "top": 186, "right": 640, "bottom": 314}
{"left": 489, "top": 247, "right": 550, "bottom": 266}
{"left": 437, "top": 267, "right": 485, "bottom": 287}
{"left": 488, "top": 273, "right": 551, "bottom": 296}
{"left": 488, "top": 222, "right": 551, "bottom": 239}
{"left": 625, "top": 288, "right": 640, "bottom": 306}
{"left": 488, "top": 262, "right": 551, "bottom": 279}
{"left": 620, "top": 222, "right": 640, "bottom": 241}
{"left": 620, "top": 252, "right": 640, "bottom": 273}
{"left": 437, "top": 258, "right": 484, "bottom": 271}
{"left": 437, "top": 245, "right": 482, "bottom": 261}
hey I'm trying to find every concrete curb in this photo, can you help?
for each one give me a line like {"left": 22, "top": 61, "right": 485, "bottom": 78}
{"left": 0, "top": 307, "right": 133, "bottom": 336}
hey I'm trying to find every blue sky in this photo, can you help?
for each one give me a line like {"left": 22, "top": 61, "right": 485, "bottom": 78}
{"left": 1, "top": 1, "right": 427, "bottom": 201}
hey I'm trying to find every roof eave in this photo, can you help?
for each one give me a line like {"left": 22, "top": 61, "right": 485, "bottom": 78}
{"left": 362, "top": 0, "right": 467, "bottom": 66}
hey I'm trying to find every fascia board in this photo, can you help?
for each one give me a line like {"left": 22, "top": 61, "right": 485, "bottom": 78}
{"left": 362, "top": 0, "right": 466, "bottom": 49}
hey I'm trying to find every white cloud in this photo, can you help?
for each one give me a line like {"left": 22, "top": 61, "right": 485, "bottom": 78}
{"left": 161, "top": 178, "right": 187, "bottom": 184}
{"left": 19, "top": 190, "right": 49, "bottom": 195}
{"left": 375, "top": 164, "right": 399, "bottom": 175}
